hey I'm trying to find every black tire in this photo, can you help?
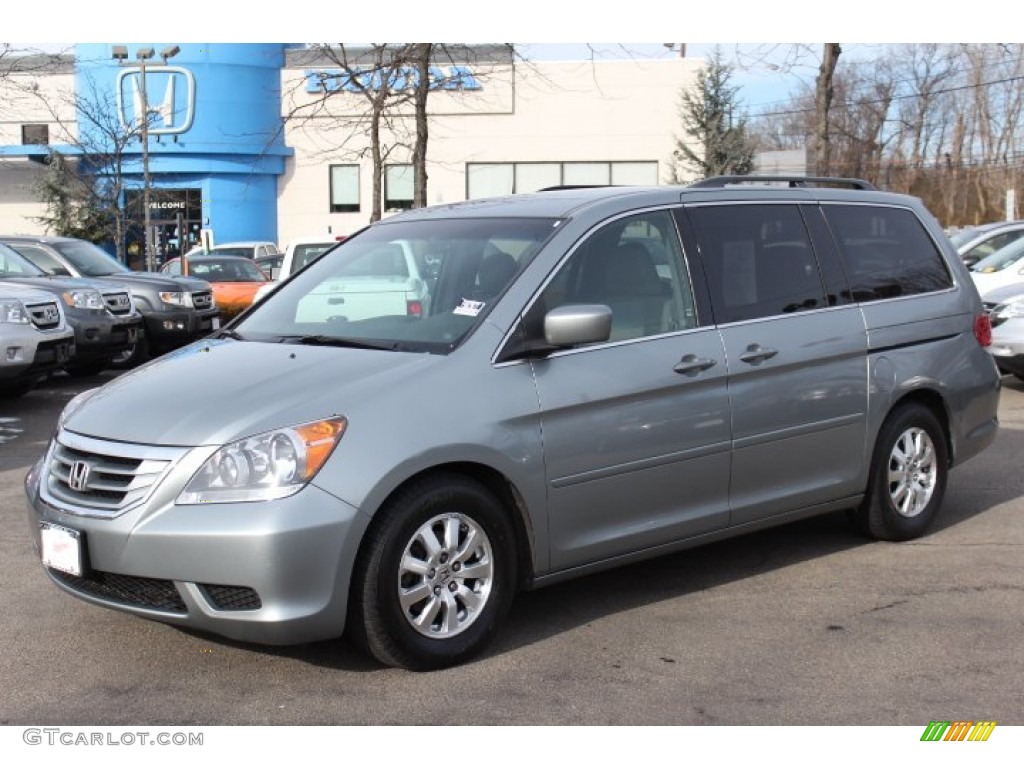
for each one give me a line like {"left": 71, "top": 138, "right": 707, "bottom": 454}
{"left": 64, "top": 360, "right": 110, "bottom": 377}
{"left": 853, "top": 403, "right": 949, "bottom": 541}
{"left": 109, "top": 337, "right": 150, "bottom": 370}
{"left": 0, "top": 380, "right": 33, "bottom": 398}
{"left": 348, "top": 473, "right": 517, "bottom": 671}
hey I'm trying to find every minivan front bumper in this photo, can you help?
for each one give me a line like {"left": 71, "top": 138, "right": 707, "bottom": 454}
{"left": 24, "top": 455, "right": 366, "bottom": 645}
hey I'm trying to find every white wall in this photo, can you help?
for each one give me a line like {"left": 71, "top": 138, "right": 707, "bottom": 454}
{"left": 276, "top": 56, "right": 700, "bottom": 245}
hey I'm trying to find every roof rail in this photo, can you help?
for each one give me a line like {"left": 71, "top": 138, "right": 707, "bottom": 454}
{"left": 689, "top": 175, "right": 877, "bottom": 191}
{"left": 537, "top": 185, "right": 615, "bottom": 191}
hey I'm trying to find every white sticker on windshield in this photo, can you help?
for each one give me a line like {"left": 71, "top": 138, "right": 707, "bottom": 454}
{"left": 454, "top": 298, "right": 486, "bottom": 317}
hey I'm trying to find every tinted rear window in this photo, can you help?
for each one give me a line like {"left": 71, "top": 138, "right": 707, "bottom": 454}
{"left": 822, "top": 205, "right": 953, "bottom": 301}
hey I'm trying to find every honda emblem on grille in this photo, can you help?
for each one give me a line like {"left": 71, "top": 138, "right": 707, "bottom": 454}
{"left": 67, "top": 461, "right": 92, "bottom": 492}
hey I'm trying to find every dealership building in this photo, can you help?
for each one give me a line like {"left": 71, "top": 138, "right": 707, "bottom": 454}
{"left": 0, "top": 44, "right": 699, "bottom": 262}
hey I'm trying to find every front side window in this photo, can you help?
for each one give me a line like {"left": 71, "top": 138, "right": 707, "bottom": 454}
{"left": 528, "top": 210, "right": 697, "bottom": 344}
{"left": 823, "top": 205, "right": 953, "bottom": 300}
{"left": 237, "top": 217, "right": 558, "bottom": 354}
{"left": 0, "top": 243, "right": 47, "bottom": 277}
{"left": 689, "top": 204, "right": 826, "bottom": 323}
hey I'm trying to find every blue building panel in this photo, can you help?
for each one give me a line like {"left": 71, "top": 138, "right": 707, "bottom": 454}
{"left": 36, "top": 43, "right": 297, "bottom": 257}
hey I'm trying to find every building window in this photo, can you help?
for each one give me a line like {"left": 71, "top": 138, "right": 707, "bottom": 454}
{"left": 21, "top": 124, "right": 49, "bottom": 145}
{"left": 466, "top": 161, "right": 658, "bottom": 199}
{"left": 385, "top": 165, "right": 415, "bottom": 211}
{"left": 329, "top": 165, "right": 360, "bottom": 213}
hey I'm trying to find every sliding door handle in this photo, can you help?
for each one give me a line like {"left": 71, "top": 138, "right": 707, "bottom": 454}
{"left": 738, "top": 344, "right": 779, "bottom": 365}
{"left": 674, "top": 354, "right": 717, "bottom": 375}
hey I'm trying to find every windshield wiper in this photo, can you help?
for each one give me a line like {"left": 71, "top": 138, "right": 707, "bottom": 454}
{"left": 276, "top": 334, "right": 399, "bottom": 351}
{"left": 217, "top": 329, "right": 246, "bottom": 340}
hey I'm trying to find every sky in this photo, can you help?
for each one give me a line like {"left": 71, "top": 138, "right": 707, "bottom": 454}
{"left": 11, "top": 0, "right": 979, "bottom": 118}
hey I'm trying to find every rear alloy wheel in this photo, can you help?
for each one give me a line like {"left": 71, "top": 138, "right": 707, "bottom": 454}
{"left": 855, "top": 403, "right": 949, "bottom": 541}
{"left": 349, "top": 474, "right": 517, "bottom": 671}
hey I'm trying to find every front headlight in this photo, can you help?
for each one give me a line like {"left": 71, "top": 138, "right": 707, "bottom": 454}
{"left": 0, "top": 299, "right": 29, "bottom": 324}
{"left": 159, "top": 291, "right": 192, "bottom": 308}
{"left": 178, "top": 418, "right": 347, "bottom": 504}
{"left": 62, "top": 289, "right": 105, "bottom": 310}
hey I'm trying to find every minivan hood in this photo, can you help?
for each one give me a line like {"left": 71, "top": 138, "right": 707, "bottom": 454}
{"left": 64, "top": 339, "right": 439, "bottom": 446}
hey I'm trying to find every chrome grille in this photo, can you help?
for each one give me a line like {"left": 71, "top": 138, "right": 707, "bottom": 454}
{"left": 191, "top": 291, "right": 213, "bottom": 310}
{"left": 26, "top": 301, "right": 61, "bottom": 330}
{"left": 103, "top": 291, "right": 133, "bottom": 315}
{"left": 41, "top": 430, "right": 186, "bottom": 518}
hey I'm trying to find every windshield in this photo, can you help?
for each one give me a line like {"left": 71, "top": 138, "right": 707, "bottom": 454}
{"left": 236, "top": 216, "right": 558, "bottom": 353}
{"left": 52, "top": 240, "right": 131, "bottom": 276}
{"left": 971, "top": 238, "right": 1024, "bottom": 272}
{"left": 185, "top": 257, "right": 268, "bottom": 282}
{"left": 0, "top": 243, "right": 48, "bottom": 277}
{"left": 211, "top": 246, "right": 256, "bottom": 257}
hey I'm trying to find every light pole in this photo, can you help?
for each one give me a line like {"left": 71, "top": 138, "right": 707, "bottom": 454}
{"left": 112, "top": 44, "right": 179, "bottom": 272}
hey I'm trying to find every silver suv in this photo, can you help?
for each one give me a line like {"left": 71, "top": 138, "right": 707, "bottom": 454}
{"left": 25, "top": 177, "right": 1001, "bottom": 670}
{"left": 1, "top": 283, "right": 75, "bottom": 397}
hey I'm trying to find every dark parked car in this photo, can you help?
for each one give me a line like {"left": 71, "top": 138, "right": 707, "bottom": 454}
{"left": 0, "top": 242, "right": 142, "bottom": 376}
{"left": 0, "top": 236, "right": 220, "bottom": 366}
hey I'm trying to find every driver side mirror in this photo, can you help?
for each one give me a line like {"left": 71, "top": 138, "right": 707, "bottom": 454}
{"left": 544, "top": 304, "right": 613, "bottom": 347}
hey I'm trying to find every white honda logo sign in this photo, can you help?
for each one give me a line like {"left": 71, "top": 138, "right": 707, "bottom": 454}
{"left": 116, "top": 66, "right": 196, "bottom": 135}
{"left": 67, "top": 461, "right": 91, "bottom": 493}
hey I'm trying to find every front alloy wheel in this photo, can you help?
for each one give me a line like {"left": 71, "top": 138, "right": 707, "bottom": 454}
{"left": 349, "top": 473, "right": 517, "bottom": 671}
{"left": 398, "top": 513, "right": 494, "bottom": 639}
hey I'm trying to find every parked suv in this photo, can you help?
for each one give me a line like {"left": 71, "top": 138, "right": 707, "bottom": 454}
{"left": 24, "top": 177, "right": 1000, "bottom": 670}
{"left": 1, "top": 236, "right": 220, "bottom": 366}
{"left": 0, "top": 242, "right": 142, "bottom": 376}
{"left": 0, "top": 283, "right": 75, "bottom": 397}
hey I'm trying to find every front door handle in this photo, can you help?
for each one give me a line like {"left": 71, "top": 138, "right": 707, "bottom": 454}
{"left": 674, "top": 354, "right": 717, "bottom": 375}
{"left": 738, "top": 344, "right": 779, "bottom": 365}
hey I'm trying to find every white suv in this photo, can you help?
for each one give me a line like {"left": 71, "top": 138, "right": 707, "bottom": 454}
{"left": 0, "top": 283, "right": 75, "bottom": 397}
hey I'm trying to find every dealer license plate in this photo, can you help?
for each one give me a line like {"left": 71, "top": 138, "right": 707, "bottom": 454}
{"left": 40, "top": 523, "right": 83, "bottom": 576}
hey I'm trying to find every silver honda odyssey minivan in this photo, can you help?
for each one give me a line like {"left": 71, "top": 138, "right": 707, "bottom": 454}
{"left": 25, "top": 178, "right": 1001, "bottom": 670}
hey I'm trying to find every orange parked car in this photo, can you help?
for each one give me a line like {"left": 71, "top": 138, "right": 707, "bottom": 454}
{"left": 160, "top": 255, "right": 270, "bottom": 320}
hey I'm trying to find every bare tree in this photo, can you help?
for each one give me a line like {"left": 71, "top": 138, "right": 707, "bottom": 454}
{"left": 749, "top": 43, "right": 1024, "bottom": 226}
{"left": 28, "top": 72, "right": 145, "bottom": 261}
{"left": 282, "top": 44, "right": 511, "bottom": 222}
{"left": 813, "top": 43, "right": 841, "bottom": 175}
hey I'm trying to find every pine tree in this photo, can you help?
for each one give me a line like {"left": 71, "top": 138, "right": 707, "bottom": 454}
{"left": 671, "top": 48, "right": 755, "bottom": 181}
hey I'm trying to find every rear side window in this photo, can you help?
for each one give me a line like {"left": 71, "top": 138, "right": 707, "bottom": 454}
{"left": 688, "top": 204, "right": 827, "bottom": 324}
{"left": 822, "top": 205, "right": 953, "bottom": 301}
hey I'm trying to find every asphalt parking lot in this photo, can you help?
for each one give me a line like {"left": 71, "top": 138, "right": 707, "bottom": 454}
{"left": 1, "top": 371, "right": 1022, "bottom": 726}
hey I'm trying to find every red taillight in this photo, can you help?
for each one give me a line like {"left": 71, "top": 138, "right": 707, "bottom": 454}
{"left": 974, "top": 314, "right": 992, "bottom": 347}
{"left": 407, "top": 300, "right": 423, "bottom": 317}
